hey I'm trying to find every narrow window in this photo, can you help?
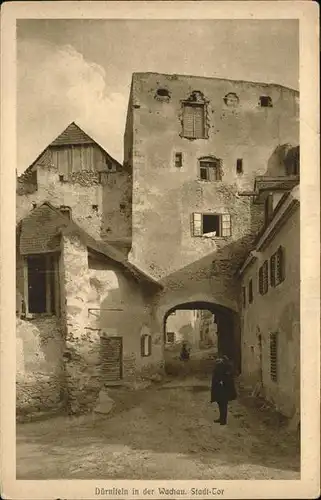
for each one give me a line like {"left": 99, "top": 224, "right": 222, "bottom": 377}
{"left": 59, "top": 174, "right": 64, "bottom": 182}
{"left": 141, "top": 334, "right": 152, "bottom": 357}
{"left": 92, "top": 204, "right": 98, "bottom": 212}
{"left": 259, "top": 96, "right": 273, "bottom": 108}
{"left": 249, "top": 279, "right": 253, "bottom": 303}
{"left": 236, "top": 159, "right": 243, "bottom": 174}
{"left": 242, "top": 286, "right": 246, "bottom": 308}
{"left": 182, "top": 103, "right": 206, "bottom": 139}
{"left": 270, "top": 332, "right": 278, "bottom": 382}
{"left": 191, "top": 213, "right": 231, "bottom": 237}
{"left": 175, "top": 152, "right": 183, "bottom": 168}
{"left": 26, "top": 254, "right": 56, "bottom": 315}
{"left": 167, "top": 332, "right": 175, "bottom": 344}
{"left": 199, "top": 157, "right": 221, "bottom": 181}
{"left": 60, "top": 206, "right": 71, "bottom": 219}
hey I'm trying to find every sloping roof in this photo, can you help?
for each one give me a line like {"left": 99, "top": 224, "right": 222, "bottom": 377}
{"left": 18, "top": 122, "right": 122, "bottom": 178}
{"left": 18, "top": 202, "right": 162, "bottom": 289}
{"left": 50, "top": 122, "right": 96, "bottom": 147}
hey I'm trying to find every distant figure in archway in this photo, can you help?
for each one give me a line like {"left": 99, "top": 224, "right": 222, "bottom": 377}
{"left": 210, "top": 355, "right": 237, "bottom": 425}
{"left": 179, "top": 341, "right": 191, "bottom": 361}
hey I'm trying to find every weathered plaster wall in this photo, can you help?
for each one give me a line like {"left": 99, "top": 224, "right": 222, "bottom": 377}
{"left": 61, "top": 234, "right": 162, "bottom": 413}
{"left": 17, "top": 159, "right": 132, "bottom": 249}
{"left": 16, "top": 316, "right": 65, "bottom": 416}
{"left": 240, "top": 208, "right": 300, "bottom": 417}
{"left": 125, "top": 72, "right": 299, "bottom": 279}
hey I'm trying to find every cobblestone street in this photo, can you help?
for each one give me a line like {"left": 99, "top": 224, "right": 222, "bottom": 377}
{"left": 16, "top": 378, "right": 300, "bottom": 480}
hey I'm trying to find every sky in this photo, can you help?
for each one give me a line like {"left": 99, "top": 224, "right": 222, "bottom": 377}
{"left": 17, "top": 19, "right": 299, "bottom": 174}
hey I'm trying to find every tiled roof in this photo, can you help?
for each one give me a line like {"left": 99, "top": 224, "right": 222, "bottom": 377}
{"left": 50, "top": 122, "right": 95, "bottom": 146}
{"left": 18, "top": 202, "right": 162, "bottom": 289}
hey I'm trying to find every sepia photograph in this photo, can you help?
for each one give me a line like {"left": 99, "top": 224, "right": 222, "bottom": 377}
{"left": 0, "top": 1, "right": 319, "bottom": 499}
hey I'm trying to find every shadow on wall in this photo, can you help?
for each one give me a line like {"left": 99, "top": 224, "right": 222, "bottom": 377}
{"left": 265, "top": 144, "right": 299, "bottom": 177}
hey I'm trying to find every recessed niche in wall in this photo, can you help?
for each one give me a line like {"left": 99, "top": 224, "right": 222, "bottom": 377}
{"left": 223, "top": 93, "right": 239, "bottom": 107}
{"left": 155, "top": 88, "right": 171, "bottom": 101}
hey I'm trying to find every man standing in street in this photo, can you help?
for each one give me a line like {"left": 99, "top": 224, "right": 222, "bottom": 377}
{"left": 210, "top": 355, "right": 237, "bottom": 425}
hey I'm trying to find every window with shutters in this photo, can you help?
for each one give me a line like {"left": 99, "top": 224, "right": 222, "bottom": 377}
{"left": 259, "top": 260, "right": 269, "bottom": 295}
{"left": 198, "top": 157, "right": 222, "bottom": 181}
{"left": 191, "top": 213, "right": 231, "bottom": 237}
{"left": 270, "top": 332, "right": 278, "bottom": 382}
{"left": 141, "top": 334, "right": 152, "bottom": 357}
{"left": 270, "top": 246, "right": 285, "bottom": 287}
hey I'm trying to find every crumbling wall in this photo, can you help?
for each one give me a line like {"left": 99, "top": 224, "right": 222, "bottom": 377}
{"left": 16, "top": 316, "right": 65, "bottom": 416}
{"left": 61, "top": 234, "right": 163, "bottom": 414}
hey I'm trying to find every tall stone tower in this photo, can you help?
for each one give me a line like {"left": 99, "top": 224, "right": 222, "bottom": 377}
{"left": 124, "top": 72, "right": 299, "bottom": 279}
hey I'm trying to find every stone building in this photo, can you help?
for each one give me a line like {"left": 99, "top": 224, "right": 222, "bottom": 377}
{"left": 124, "top": 72, "right": 299, "bottom": 280}
{"left": 123, "top": 72, "right": 299, "bottom": 381}
{"left": 17, "top": 122, "right": 132, "bottom": 255}
{"left": 16, "top": 125, "right": 163, "bottom": 416}
{"left": 238, "top": 175, "right": 300, "bottom": 417}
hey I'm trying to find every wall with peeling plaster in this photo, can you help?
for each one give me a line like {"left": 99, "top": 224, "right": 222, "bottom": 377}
{"left": 240, "top": 207, "right": 300, "bottom": 417}
{"left": 61, "top": 234, "right": 162, "bottom": 413}
{"left": 17, "top": 156, "right": 132, "bottom": 253}
{"left": 124, "top": 72, "right": 299, "bottom": 280}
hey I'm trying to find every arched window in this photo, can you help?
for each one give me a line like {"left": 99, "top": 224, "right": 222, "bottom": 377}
{"left": 181, "top": 91, "right": 207, "bottom": 139}
{"left": 198, "top": 156, "right": 222, "bottom": 181}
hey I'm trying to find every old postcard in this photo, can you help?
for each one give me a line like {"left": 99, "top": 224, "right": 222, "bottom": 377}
{"left": 0, "top": 1, "right": 320, "bottom": 499}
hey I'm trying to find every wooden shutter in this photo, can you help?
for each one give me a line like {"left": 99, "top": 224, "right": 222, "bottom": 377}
{"left": 276, "top": 246, "right": 285, "bottom": 284}
{"left": 192, "top": 213, "right": 203, "bottom": 236}
{"left": 259, "top": 266, "right": 263, "bottom": 295}
{"left": 263, "top": 260, "right": 269, "bottom": 294}
{"left": 270, "top": 254, "right": 276, "bottom": 287}
{"left": 221, "top": 214, "right": 231, "bottom": 237}
{"left": 183, "top": 105, "right": 195, "bottom": 137}
{"left": 270, "top": 332, "right": 278, "bottom": 382}
{"left": 249, "top": 279, "right": 253, "bottom": 303}
{"left": 193, "top": 105, "right": 205, "bottom": 138}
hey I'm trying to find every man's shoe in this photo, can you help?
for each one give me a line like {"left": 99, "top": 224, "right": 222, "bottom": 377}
{"left": 220, "top": 422, "right": 227, "bottom": 425}
{"left": 214, "top": 419, "right": 221, "bottom": 423}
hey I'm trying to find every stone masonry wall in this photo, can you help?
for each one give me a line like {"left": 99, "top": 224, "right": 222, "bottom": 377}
{"left": 61, "top": 234, "right": 163, "bottom": 414}
{"left": 16, "top": 316, "right": 65, "bottom": 417}
{"left": 125, "top": 72, "right": 299, "bottom": 280}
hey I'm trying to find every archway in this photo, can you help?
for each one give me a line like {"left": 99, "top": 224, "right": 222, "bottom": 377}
{"left": 163, "top": 301, "right": 241, "bottom": 377}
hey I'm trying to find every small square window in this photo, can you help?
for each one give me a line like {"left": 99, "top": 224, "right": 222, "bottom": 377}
{"left": 92, "top": 204, "right": 98, "bottom": 212}
{"left": 259, "top": 96, "right": 273, "bottom": 108}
